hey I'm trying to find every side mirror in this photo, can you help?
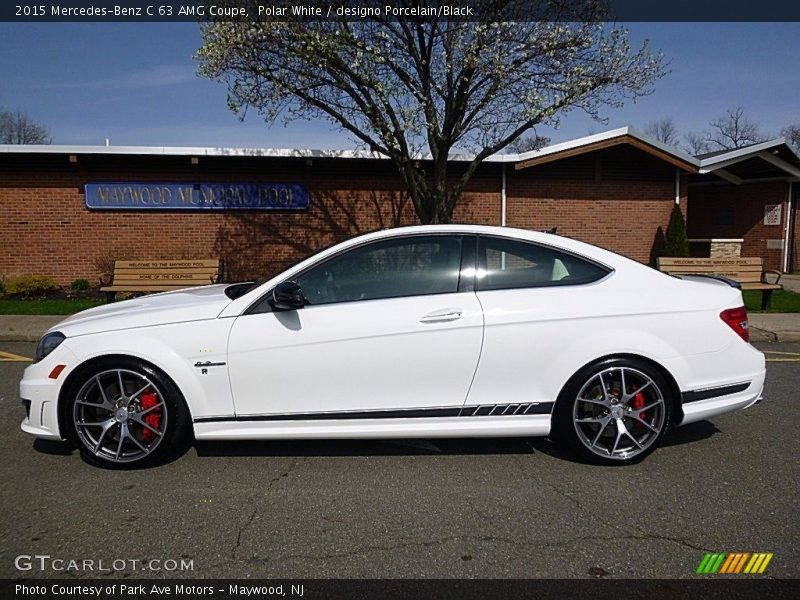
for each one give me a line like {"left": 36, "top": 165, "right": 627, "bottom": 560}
{"left": 271, "top": 281, "right": 305, "bottom": 311}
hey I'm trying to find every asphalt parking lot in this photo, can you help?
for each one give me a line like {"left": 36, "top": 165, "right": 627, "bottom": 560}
{"left": 0, "top": 341, "right": 797, "bottom": 580}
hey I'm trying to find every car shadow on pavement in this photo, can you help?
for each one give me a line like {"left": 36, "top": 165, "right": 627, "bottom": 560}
{"left": 32, "top": 438, "right": 74, "bottom": 455}
{"left": 194, "top": 420, "right": 723, "bottom": 462}
{"left": 660, "top": 420, "right": 721, "bottom": 447}
{"left": 194, "top": 436, "right": 539, "bottom": 458}
{"left": 30, "top": 421, "right": 723, "bottom": 467}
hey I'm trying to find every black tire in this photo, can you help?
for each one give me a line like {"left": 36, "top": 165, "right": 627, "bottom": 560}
{"left": 553, "top": 358, "right": 673, "bottom": 465}
{"left": 62, "top": 357, "right": 191, "bottom": 469}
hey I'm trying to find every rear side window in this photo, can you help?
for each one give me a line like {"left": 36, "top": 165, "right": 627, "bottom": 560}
{"left": 296, "top": 235, "right": 463, "bottom": 305}
{"left": 477, "top": 236, "right": 609, "bottom": 291}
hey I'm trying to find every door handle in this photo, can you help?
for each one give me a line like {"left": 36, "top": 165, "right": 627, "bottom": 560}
{"left": 419, "top": 308, "right": 463, "bottom": 323}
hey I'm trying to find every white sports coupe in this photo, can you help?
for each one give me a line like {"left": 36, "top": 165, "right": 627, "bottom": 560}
{"left": 21, "top": 225, "right": 765, "bottom": 467}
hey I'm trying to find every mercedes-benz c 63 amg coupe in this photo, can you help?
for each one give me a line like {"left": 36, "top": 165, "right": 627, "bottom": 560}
{"left": 20, "top": 225, "right": 765, "bottom": 468}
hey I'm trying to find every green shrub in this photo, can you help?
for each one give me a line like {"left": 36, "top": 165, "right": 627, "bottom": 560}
{"left": 663, "top": 204, "right": 689, "bottom": 257}
{"left": 4, "top": 275, "right": 59, "bottom": 297}
{"left": 70, "top": 278, "right": 91, "bottom": 292}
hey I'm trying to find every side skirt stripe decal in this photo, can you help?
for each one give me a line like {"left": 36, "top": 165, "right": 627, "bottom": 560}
{"left": 194, "top": 402, "right": 554, "bottom": 423}
{"left": 682, "top": 382, "right": 751, "bottom": 404}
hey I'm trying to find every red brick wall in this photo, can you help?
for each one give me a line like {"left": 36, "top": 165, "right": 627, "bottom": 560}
{"left": 687, "top": 182, "right": 789, "bottom": 271}
{"left": 506, "top": 146, "right": 686, "bottom": 264}
{"left": 0, "top": 148, "right": 680, "bottom": 285}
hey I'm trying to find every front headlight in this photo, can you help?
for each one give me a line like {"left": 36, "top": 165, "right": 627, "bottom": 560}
{"left": 34, "top": 331, "right": 66, "bottom": 363}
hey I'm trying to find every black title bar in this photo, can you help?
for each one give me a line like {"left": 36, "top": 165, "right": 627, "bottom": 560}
{"left": 2, "top": 1, "right": 799, "bottom": 22}
{"left": 3, "top": 579, "right": 798, "bottom": 600}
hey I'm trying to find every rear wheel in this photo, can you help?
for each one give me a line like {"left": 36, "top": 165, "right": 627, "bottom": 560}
{"left": 64, "top": 359, "right": 189, "bottom": 468}
{"left": 554, "top": 359, "right": 672, "bottom": 465}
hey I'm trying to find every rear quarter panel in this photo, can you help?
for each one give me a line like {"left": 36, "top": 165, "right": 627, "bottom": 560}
{"left": 467, "top": 270, "right": 746, "bottom": 407}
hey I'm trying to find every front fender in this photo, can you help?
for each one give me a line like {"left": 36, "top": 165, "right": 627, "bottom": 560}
{"left": 61, "top": 318, "right": 235, "bottom": 420}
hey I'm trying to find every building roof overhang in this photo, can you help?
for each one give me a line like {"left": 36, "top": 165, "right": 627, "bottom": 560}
{"left": 696, "top": 139, "right": 800, "bottom": 184}
{"left": 0, "top": 126, "right": 702, "bottom": 173}
{"left": 512, "top": 127, "right": 699, "bottom": 173}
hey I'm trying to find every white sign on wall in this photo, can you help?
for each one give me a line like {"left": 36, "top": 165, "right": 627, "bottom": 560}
{"left": 764, "top": 204, "right": 782, "bottom": 225}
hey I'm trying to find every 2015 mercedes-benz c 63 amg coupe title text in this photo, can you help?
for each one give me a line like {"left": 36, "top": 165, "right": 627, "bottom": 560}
{"left": 21, "top": 225, "right": 765, "bottom": 468}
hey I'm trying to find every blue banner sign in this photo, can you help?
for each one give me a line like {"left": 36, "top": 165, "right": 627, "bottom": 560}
{"left": 85, "top": 182, "right": 309, "bottom": 211}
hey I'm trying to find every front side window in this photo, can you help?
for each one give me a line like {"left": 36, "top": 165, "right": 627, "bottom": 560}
{"left": 477, "top": 236, "right": 609, "bottom": 291}
{"left": 296, "top": 235, "right": 463, "bottom": 305}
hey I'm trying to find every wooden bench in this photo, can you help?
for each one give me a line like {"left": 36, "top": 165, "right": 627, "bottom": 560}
{"left": 656, "top": 257, "right": 782, "bottom": 310}
{"left": 100, "top": 259, "right": 224, "bottom": 303}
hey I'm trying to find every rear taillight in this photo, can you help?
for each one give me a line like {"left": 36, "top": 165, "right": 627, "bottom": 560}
{"left": 720, "top": 306, "right": 750, "bottom": 342}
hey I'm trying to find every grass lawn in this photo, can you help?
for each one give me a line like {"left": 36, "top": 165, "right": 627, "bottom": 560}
{"left": 743, "top": 289, "right": 800, "bottom": 313}
{"left": 0, "top": 298, "right": 105, "bottom": 315}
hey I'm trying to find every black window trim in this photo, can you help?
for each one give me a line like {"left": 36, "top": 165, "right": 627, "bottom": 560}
{"left": 475, "top": 234, "right": 614, "bottom": 292}
{"left": 245, "top": 232, "right": 475, "bottom": 314}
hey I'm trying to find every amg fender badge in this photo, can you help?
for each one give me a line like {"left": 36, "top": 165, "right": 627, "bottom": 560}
{"left": 194, "top": 361, "right": 226, "bottom": 375}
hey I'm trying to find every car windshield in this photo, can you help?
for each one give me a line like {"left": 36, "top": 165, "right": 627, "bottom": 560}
{"left": 224, "top": 234, "right": 363, "bottom": 298}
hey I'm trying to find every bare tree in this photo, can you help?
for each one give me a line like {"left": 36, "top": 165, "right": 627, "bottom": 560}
{"left": 684, "top": 131, "right": 711, "bottom": 156}
{"left": 705, "top": 106, "right": 768, "bottom": 150}
{"left": 782, "top": 124, "right": 800, "bottom": 148}
{"left": 197, "top": 0, "right": 665, "bottom": 224}
{"left": 643, "top": 117, "right": 679, "bottom": 147}
{"left": 505, "top": 134, "right": 551, "bottom": 154}
{"left": 0, "top": 110, "right": 51, "bottom": 144}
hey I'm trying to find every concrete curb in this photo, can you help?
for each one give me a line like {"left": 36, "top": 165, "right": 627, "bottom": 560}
{"left": 0, "top": 316, "right": 64, "bottom": 343}
{"left": 750, "top": 327, "right": 800, "bottom": 343}
{"left": 749, "top": 313, "right": 800, "bottom": 343}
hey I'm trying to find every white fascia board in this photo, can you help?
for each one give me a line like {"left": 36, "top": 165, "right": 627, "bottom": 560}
{"left": 0, "top": 125, "right": 704, "bottom": 167}
{"left": 626, "top": 127, "right": 700, "bottom": 166}
{"left": 506, "top": 127, "right": 631, "bottom": 163}
{"left": 0, "top": 144, "right": 391, "bottom": 159}
{"left": 495, "top": 126, "right": 699, "bottom": 167}
{"left": 698, "top": 138, "right": 799, "bottom": 171}
{"left": 0, "top": 143, "right": 499, "bottom": 162}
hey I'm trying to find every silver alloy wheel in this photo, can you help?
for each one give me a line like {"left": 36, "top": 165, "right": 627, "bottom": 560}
{"left": 572, "top": 366, "right": 665, "bottom": 461}
{"left": 73, "top": 368, "right": 168, "bottom": 464}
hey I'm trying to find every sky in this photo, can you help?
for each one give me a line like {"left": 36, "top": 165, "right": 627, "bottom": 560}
{"left": 0, "top": 21, "right": 798, "bottom": 150}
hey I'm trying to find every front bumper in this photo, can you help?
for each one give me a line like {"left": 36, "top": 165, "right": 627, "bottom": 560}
{"left": 19, "top": 344, "right": 77, "bottom": 441}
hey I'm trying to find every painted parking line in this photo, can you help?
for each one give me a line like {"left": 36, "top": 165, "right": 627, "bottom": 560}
{"left": 763, "top": 350, "right": 800, "bottom": 362}
{"left": 0, "top": 350, "right": 32, "bottom": 362}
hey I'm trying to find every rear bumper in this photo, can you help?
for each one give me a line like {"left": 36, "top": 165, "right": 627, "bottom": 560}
{"left": 679, "top": 368, "right": 766, "bottom": 426}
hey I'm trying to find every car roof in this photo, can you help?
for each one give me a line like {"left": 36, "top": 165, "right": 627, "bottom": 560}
{"left": 352, "top": 225, "right": 638, "bottom": 271}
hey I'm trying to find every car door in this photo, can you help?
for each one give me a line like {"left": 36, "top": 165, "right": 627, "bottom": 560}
{"left": 227, "top": 234, "right": 484, "bottom": 417}
{"left": 467, "top": 234, "right": 613, "bottom": 409}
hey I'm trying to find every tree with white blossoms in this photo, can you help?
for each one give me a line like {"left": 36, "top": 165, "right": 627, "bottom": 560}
{"left": 197, "top": 0, "right": 665, "bottom": 224}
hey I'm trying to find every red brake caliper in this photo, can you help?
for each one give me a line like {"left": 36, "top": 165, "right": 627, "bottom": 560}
{"left": 139, "top": 392, "right": 162, "bottom": 443}
{"left": 632, "top": 390, "right": 646, "bottom": 424}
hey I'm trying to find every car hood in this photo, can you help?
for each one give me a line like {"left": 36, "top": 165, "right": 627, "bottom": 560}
{"left": 50, "top": 284, "right": 235, "bottom": 338}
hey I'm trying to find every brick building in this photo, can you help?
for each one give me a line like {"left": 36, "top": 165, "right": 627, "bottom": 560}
{"left": 2, "top": 127, "right": 795, "bottom": 286}
{"left": 688, "top": 139, "right": 800, "bottom": 272}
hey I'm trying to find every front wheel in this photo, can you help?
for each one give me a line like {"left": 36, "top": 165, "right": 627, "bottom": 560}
{"left": 63, "top": 359, "right": 190, "bottom": 468}
{"left": 553, "top": 359, "right": 672, "bottom": 465}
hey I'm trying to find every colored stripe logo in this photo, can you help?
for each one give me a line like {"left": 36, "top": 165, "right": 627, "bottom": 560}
{"left": 697, "top": 552, "right": 773, "bottom": 574}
